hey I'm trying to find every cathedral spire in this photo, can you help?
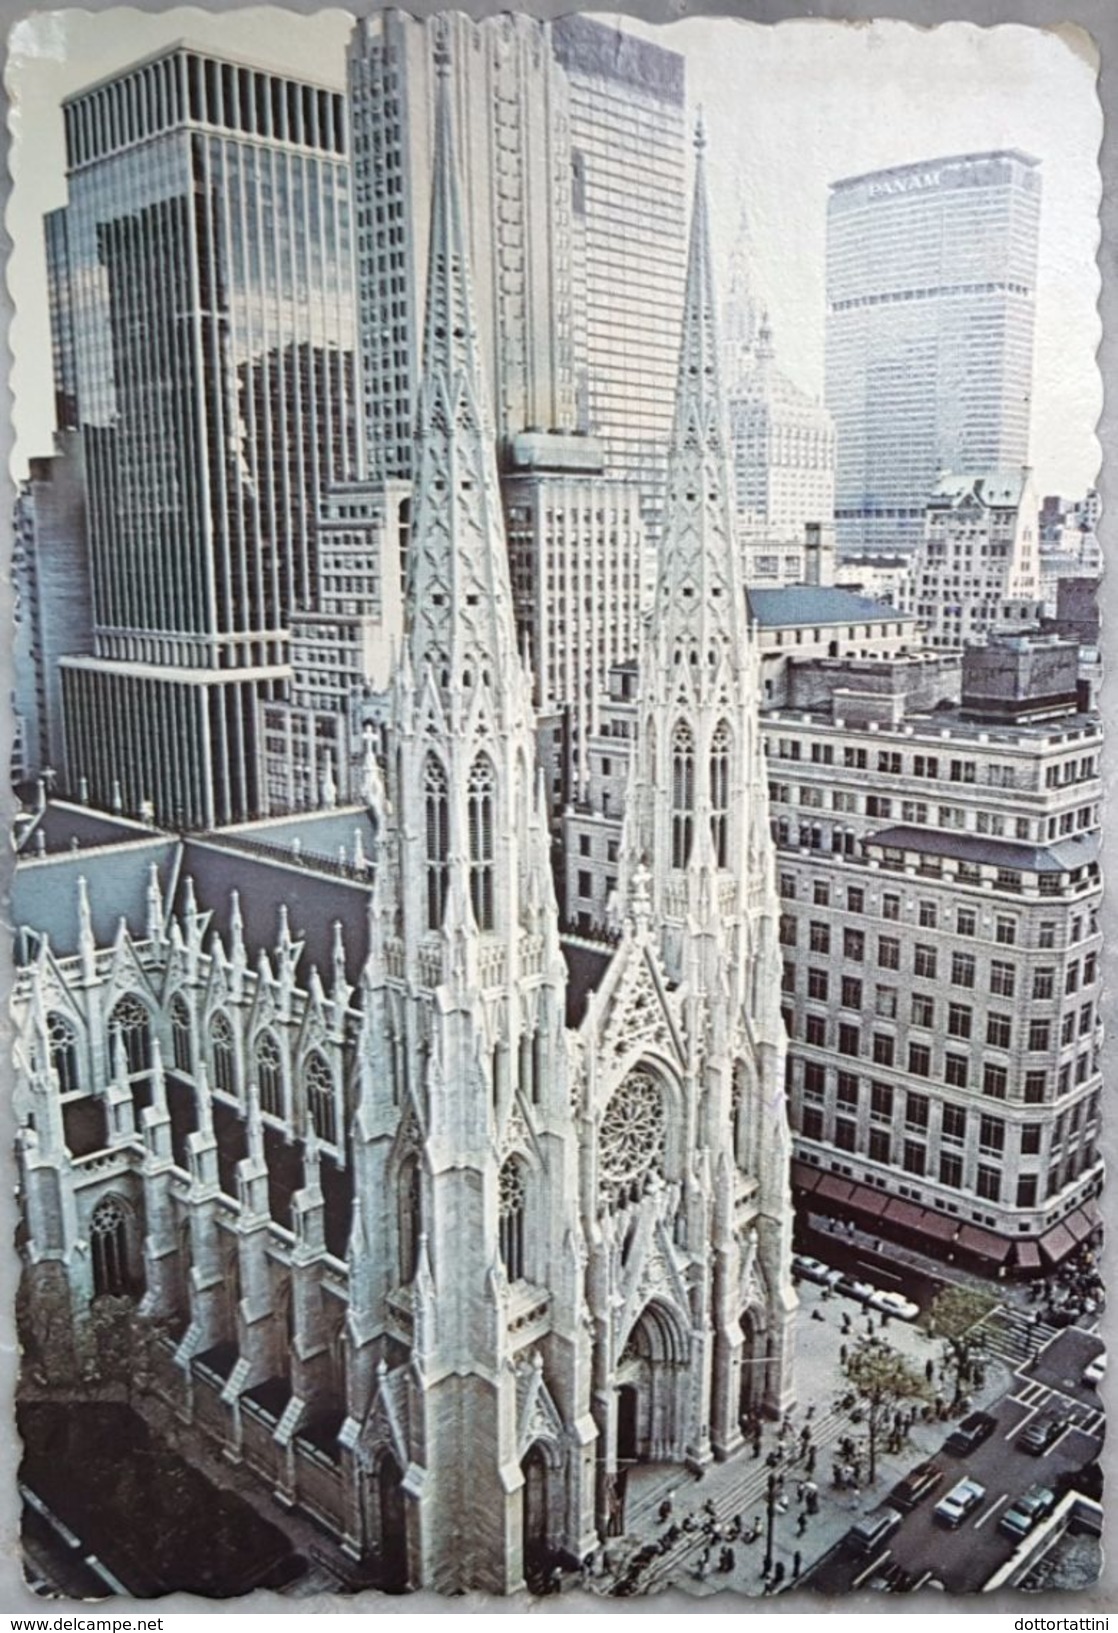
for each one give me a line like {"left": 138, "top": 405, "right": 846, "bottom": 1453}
{"left": 652, "top": 116, "right": 743, "bottom": 650}
{"left": 404, "top": 27, "right": 519, "bottom": 713}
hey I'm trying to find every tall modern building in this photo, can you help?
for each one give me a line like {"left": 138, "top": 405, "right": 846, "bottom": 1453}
{"left": 552, "top": 15, "right": 688, "bottom": 548}
{"left": 52, "top": 45, "right": 359, "bottom": 829}
{"left": 826, "top": 151, "right": 1041, "bottom": 556}
{"left": 348, "top": 12, "right": 577, "bottom": 479}
{"left": 11, "top": 430, "right": 93, "bottom": 785}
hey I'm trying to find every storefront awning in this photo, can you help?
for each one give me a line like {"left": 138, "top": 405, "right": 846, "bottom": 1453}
{"left": 815, "top": 1174, "right": 855, "bottom": 1206}
{"left": 845, "top": 1181, "right": 890, "bottom": 1219}
{"left": 1014, "top": 1240, "right": 1043, "bottom": 1271}
{"left": 1064, "top": 1207, "right": 1095, "bottom": 1244}
{"left": 918, "top": 1210, "right": 960, "bottom": 1244}
{"left": 956, "top": 1223, "right": 1013, "bottom": 1263}
{"left": 1038, "top": 1221, "right": 1077, "bottom": 1266}
{"left": 883, "top": 1197, "right": 924, "bottom": 1231}
{"left": 790, "top": 1161, "right": 820, "bottom": 1194}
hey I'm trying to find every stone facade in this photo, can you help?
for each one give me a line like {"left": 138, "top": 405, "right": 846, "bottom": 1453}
{"left": 13, "top": 84, "right": 794, "bottom": 1597}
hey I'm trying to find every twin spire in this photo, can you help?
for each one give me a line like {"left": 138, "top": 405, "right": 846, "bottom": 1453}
{"left": 404, "top": 29, "right": 518, "bottom": 712}
{"left": 652, "top": 113, "right": 743, "bottom": 654}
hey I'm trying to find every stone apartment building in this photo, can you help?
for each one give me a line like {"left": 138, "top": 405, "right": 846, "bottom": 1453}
{"left": 566, "top": 630, "right": 1101, "bottom": 1272}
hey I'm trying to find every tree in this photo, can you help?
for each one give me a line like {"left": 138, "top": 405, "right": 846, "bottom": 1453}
{"left": 840, "top": 1336, "right": 931, "bottom": 1483}
{"left": 926, "top": 1285, "right": 995, "bottom": 1407}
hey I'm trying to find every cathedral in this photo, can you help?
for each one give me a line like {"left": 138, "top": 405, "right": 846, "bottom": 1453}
{"left": 12, "top": 55, "right": 795, "bottom": 1596}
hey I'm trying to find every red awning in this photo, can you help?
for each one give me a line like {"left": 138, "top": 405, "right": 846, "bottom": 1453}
{"left": 816, "top": 1174, "right": 855, "bottom": 1206}
{"left": 918, "top": 1210, "right": 960, "bottom": 1244}
{"left": 1014, "top": 1240, "right": 1043, "bottom": 1271}
{"left": 883, "top": 1197, "right": 924, "bottom": 1231}
{"left": 845, "top": 1181, "right": 890, "bottom": 1219}
{"left": 1064, "top": 1208, "right": 1094, "bottom": 1244}
{"left": 1039, "top": 1221, "right": 1077, "bottom": 1265}
{"left": 790, "top": 1161, "right": 820, "bottom": 1194}
{"left": 956, "top": 1223, "right": 1013, "bottom": 1264}
{"left": 1080, "top": 1197, "right": 1101, "bottom": 1231}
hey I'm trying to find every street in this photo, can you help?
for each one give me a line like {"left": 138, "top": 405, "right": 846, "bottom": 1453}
{"left": 800, "top": 1326, "right": 1103, "bottom": 1595}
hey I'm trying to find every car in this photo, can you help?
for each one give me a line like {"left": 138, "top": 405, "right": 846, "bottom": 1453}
{"left": 868, "top": 1288, "right": 920, "bottom": 1322}
{"left": 1017, "top": 1409, "right": 1071, "bottom": 1455}
{"left": 833, "top": 1274, "right": 876, "bottom": 1304}
{"left": 945, "top": 1411, "right": 998, "bottom": 1455}
{"left": 889, "top": 1459, "right": 945, "bottom": 1512}
{"left": 843, "top": 1507, "right": 904, "bottom": 1557}
{"left": 1082, "top": 1354, "right": 1106, "bottom": 1387}
{"left": 868, "top": 1561, "right": 924, "bottom": 1594}
{"left": 792, "top": 1254, "right": 832, "bottom": 1286}
{"left": 934, "top": 1477, "right": 986, "bottom": 1528}
{"left": 999, "top": 1484, "right": 1056, "bottom": 1540}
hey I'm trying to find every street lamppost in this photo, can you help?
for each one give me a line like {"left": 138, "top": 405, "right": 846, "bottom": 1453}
{"left": 762, "top": 1469, "right": 781, "bottom": 1577}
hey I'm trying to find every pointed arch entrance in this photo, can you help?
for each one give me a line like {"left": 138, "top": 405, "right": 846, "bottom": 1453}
{"left": 375, "top": 1452, "right": 409, "bottom": 1593}
{"left": 738, "top": 1308, "right": 769, "bottom": 1426}
{"left": 615, "top": 1299, "right": 689, "bottom": 1466}
{"left": 521, "top": 1441, "right": 552, "bottom": 1587}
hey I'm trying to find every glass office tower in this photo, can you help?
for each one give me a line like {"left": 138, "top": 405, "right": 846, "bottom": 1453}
{"left": 826, "top": 151, "right": 1040, "bottom": 556}
{"left": 55, "top": 46, "right": 357, "bottom": 828}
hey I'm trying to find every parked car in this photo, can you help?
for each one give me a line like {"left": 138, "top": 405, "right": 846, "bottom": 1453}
{"left": 832, "top": 1274, "right": 876, "bottom": 1304}
{"left": 843, "top": 1507, "right": 903, "bottom": 1556}
{"left": 1082, "top": 1354, "right": 1106, "bottom": 1387}
{"left": 868, "top": 1561, "right": 924, "bottom": 1594}
{"left": 868, "top": 1288, "right": 920, "bottom": 1321}
{"left": 1017, "top": 1408, "right": 1071, "bottom": 1455}
{"left": 945, "top": 1411, "right": 998, "bottom": 1455}
{"left": 999, "top": 1484, "right": 1056, "bottom": 1539}
{"left": 792, "top": 1255, "right": 832, "bottom": 1286}
{"left": 934, "top": 1477, "right": 986, "bottom": 1528}
{"left": 889, "top": 1459, "right": 945, "bottom": 1512}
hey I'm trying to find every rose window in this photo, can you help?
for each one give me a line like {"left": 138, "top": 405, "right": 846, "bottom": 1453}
{"left": 598, "top": 1071, "right": 666, "bottom": 1208}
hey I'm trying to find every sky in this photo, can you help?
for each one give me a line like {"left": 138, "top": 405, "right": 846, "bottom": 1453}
{"left": 5, "top": 8, "right": 1103, "bottom": 498}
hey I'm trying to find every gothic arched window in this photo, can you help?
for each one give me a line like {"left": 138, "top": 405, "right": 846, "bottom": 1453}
{"left": 424, "top": 756, "right": 450, "bottom": 930}
{"left": 598, "top": 1070, "right": 667, "bottom": 1211}
{"left": 710, "top": 720, "right": 731, "bottom": 869}
{"left": 498, "top": 1157, "right": 527, "bottom": 1282}
{"left": 398, "top": 1156, "right": 421, "bottom": 1282}
{"left": 109, "top": 994, "right": 152, "bottom": 1077}
{"left": 467, "top": 756, "right": 495, "bottom": 931}
{"left": 169, "top": 993, "right": 192, "bottom": 1074}
{"left": 255, "top": 1032, "right": 283, "bottom": 1118}
{"left": 210, "top": 1011, "right": 236, "bottom": 1097}
{"left": 671, "top": 722, "right": 695, "bottom": 869}
{"left": 47, "top": 1014, "right": 80, "bottom": 1094}
{"left": 90, "top": 1194, "right": 131, "bottom": 1298}
{"left": 305, "top": 1050, "right": 337, "bottom": 1145}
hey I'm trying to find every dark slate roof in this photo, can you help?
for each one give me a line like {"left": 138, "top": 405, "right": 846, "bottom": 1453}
{"left": 865, "top": 825, "right": 1099, "bottom": 874}
{"left": 218, "top": 806, "right": 377, "bottom": 866}
{"left": 11, "top": 838, "right": 181, "bottom": 965}
{"left": 746, "top": 587, "right": 916, "bottom": 628}
{"left": 561, "top": 938, "right": 614, "bottom": 1027}
{"left": 15, "top": 800, "right": 162, "bottom": 857}
{"left": 178, "top": 838, "right": 372, "bottom": 988}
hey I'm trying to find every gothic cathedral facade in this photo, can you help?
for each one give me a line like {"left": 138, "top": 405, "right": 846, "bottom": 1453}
{"left": 13, "top": 57, "right": 795, "bottom": 1596}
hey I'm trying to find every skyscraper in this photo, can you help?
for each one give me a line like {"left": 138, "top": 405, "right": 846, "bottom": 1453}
{"left": 552, "top": 15, "right": 688, "bottom": 547}
{"left": 348, "top": 12, "right": 577, "bottom": 480}
{"left": 54, "top": 45, "right": 359, "bottom": 829}
{"left": 826, "top": 151, "right": 1041, "bottom": 556}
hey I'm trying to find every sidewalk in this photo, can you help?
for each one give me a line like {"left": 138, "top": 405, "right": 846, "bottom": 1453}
{"left": 803, "top": 1210, "right": 1036, "bottom": 1311}
{"left": 577, "top": 1278, "right": 1012, "bottom": 1600}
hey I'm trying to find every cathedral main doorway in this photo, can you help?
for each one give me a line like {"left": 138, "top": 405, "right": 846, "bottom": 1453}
{"left": 615, "top": 1300, "right": 688, "bottom": 1466}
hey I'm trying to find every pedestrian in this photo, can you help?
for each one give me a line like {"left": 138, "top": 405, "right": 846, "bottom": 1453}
{"left": 925, "top": 1358, "right": 935, "bottom": 1384}
{"left": 805, "top": 1447, "right": 816, "bottom": 1477}
{"left": 796, "top": 1511, "right": 807, "bottom": 1537}
{"left": 793, "top": 1550, "right": 802, "bottom": 1580}
{"left": 753, "top": 1430, "right": 763, "bottom": 1459}
{"left": 772, "top": 1560, "right": 786, "bottom": 1588}
{"left": 658, "top": 1497, "right": 673, "bottom": 1524}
